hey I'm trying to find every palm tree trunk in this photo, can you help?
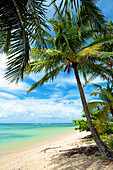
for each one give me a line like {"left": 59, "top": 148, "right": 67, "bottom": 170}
{"left": 72, "top": 63, "right": 113, "bottom": 159}
{"left": 110, "top": 106, "right": 113, "bottom": 117}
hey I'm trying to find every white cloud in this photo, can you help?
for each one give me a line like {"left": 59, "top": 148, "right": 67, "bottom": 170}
{"left": 0, "top": 97, "right": 82, "bottom": 122}
{"left": 0, "top": 54, "right": 7, "bottom": 69}
{"left": 0, "top": 54, "right": 103, "bottom": 123}
{"left": 0, "top": 54, "right": 30, "bottom": 92}
{"left": 0, "top": 92, "right": 17, "bottom": 99}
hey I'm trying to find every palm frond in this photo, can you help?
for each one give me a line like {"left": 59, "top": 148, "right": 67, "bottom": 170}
{"left": 95, "top": 106, "right": 109, "bottom": 134}
{"left": 0, "top": 0, "right": 49, "bottom": 81}
{"left": 88, "top": 83, "right": 113, "bottom": 115}
{"left": 50, "top": 0, "right": 105, "bottom": 30}
{"left": 74, "top": 44, "right": 103, "bottom": 62}
{"left": 99, "top": 88, "right": 113, "bottom": 104}
{"left": 92, "top": 83, "right": 103, "bottom": 89}
{"left": 87, "top": 101, "right": 106, "bottom": 111}
{"left": 27, "top": 63, "right": 66, "bottom": 93}
{"left": 82, "top": 73, "right": 96, "bottom": 87}
{"left": 82, "top": 61, "right": 113, "bottom": 82}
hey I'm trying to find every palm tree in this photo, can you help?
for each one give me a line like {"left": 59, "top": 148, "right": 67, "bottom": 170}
{"left": 88, "top": 83, "right": 113, "bottom": 117}
{"left": 22, "top": 9, "right": 113, "bottom": 158}
{"left": 0, "top": 0, "right": 106, "bottom": 81}
{"left": 0, "top": 0, "right": 48, "bottom": 80}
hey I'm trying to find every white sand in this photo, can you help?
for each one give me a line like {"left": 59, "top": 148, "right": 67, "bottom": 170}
{"left": 0, "top": 130, "right": 112, "bottom": 170}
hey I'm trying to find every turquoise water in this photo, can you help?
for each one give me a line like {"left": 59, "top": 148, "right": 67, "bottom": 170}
{"left": 0, "top": 123, "right": 74, "bottom": 157}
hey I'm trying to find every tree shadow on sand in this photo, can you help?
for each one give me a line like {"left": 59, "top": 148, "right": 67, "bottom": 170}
{"left": 49, "top": 145, "right": 113, "bottom": 170}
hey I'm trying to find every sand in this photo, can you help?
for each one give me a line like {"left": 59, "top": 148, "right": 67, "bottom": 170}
{"left": 0, "top": 130, "right": 112, "bottom": 170}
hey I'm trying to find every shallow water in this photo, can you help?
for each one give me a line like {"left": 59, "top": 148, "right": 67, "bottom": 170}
{"left": 0, "top": 123, "right": 74, "bottom": 157}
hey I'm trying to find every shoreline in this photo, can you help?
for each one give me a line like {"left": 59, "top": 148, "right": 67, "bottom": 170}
{"left": 0, "top": 130, "right": 89, "bottom": 169}
{"left": 0, "top": 130, "right": 112, "bottom": 170}
{"left": 0, "top": 127, "right": 74, "bottom": 159}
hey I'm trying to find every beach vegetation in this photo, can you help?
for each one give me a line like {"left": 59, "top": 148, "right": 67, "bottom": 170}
{"left": 73, "top": 83, "right": 113, "bottom": 135}
{"left": 108, "top": 135, "right": 113, "bottom": 149}
{"left": 72, "top": 112, "right": 113, "bottom": 135}
{"left": 99, "top": 134, "right": 113, "bottom": 150}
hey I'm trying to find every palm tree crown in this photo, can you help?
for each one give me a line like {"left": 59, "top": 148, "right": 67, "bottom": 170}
{"left": 88, "top": 83, "right": 113, "bottom": 117}
{"left": 25, "top": 9, "right": 113, "bottom": 93}
{"left": 0, "top": 0, "right": 106, "bottom": 81}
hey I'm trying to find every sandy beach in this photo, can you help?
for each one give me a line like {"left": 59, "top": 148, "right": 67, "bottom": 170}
{"left": 0, "top": 130, "right": 112, "bottom": 170}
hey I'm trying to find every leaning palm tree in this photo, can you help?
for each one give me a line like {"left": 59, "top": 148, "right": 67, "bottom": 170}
{"left": 22, "top": 9, "right": 113, "bottom": 158}
{"left": 88, "top": 83, "right": 113, "bottom": 117}
{"left": 0, "top": 0, "right": 106, "bottom": 80}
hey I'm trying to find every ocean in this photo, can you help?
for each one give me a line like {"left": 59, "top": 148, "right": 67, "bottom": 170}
{"left": 0, "top": 123, "right": 74, "bottom": 157}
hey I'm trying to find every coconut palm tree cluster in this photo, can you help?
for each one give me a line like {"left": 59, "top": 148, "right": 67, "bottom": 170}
{"left": 0, "top": 0, "right": 113, "bottom": 159}
{"left": 73, "top": 83, "right": 113, "bottom": 135}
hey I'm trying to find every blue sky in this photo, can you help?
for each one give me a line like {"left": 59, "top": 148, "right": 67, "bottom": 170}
{"left": 0, "top": 0, "right": 112, "bottom": 123}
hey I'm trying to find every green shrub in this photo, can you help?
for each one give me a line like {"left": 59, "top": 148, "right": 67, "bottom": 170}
{"left": 107, "top": 135, "right": 113, "bottom": 149}
{"left": 72, "top": 112, "right": 113, "bottom": 135}
{"left": 72, "top": 119, "right": 90, "bottom": 132}
{"left": 107, "top": 122, "right": 113, "bottom": 135}
{"left": 100, "top": 133, "right": 108, "bottom": 140}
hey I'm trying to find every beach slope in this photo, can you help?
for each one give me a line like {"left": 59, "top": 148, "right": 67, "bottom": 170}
{"left": 0, "top": 130, "right": 112, "bottom": 170}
